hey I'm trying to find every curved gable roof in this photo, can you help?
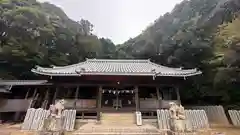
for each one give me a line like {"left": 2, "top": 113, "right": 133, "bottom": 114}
{"left": 31, "top": 59, "right": 202, "bottom": 77}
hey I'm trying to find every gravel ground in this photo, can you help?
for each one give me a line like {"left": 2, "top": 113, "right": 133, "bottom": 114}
{"left": 0, "top": 123, "right": 240, "bottom": 135}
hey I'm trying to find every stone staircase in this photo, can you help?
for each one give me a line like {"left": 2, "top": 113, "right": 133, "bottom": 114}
{"left": 101, "top": 112, "right": 135, "bottom": 125}
{"left": 73, "top": 112, "right": 162, "bottom": 134}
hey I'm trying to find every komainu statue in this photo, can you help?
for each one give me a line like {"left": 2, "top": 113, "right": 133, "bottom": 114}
{"left": 169, "top": 102, "right": 186, "bottom": 132}
{"left": 49, "top": 99, "right": 65, "bottom": 118}
{"left": 42, "top": 99, "right": 66, "bottom": 132}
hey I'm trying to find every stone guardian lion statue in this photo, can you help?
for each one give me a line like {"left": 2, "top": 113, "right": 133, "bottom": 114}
{"left": 42, "top": 99, "right": 66, "bottom": 132}
{"left": 49, "top": 99, "right": 65, "bottom": 118}
{"left": 169, "top": 102, "right": 186, "bottom": 132}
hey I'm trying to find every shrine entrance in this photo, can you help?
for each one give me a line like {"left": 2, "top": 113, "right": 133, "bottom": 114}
{"left": 101, "top": 87, "right": 136, "bottom": 112}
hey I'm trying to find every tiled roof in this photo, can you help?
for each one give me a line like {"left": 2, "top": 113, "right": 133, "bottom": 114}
{"left": 31, "top": 59, "right": 202, "bottom": 77}
{"left": 0, "top": 88, "right": 10, "bottom": 93}
{"left": 0, "top": 80, "right": 48, "bottom": 85}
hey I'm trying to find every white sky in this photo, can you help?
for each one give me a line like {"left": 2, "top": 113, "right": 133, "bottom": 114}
{"left": 38, "top": 0, "right": 183, "bottom": 44}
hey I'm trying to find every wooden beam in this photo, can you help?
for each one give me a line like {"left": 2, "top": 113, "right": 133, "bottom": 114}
{"left": 50, "top": 83, "right": 175, "bottom": 87}
{"left": 97, "top": 86, "right": 103, "bottom": 121}
{"left": 135, "top": 86, "right": 140, "bottom": 111}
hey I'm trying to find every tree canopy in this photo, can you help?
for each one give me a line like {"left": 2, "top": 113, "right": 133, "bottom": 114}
{"left": 1, "top": 0, "right": 240, "bottom": 108}
{"left": 0, "top": 0, "right": 120, "bottom": 79}
{"left": 120, "top": 0, "right": 240, "bottom": 108}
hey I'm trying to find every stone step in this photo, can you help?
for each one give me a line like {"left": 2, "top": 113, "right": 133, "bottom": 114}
{"left": 74, "top": 128, "right": 162, "bottom": 135}
{"left": 73, "top": 133, "right": 164, "bottom": 135}
{"left": 101, "top": 118, "right": 134, "bottom": 121}
{"left": 101, "top": 113, "right": 134, "bottom": 119}
{"left": 102, "top": 113, "right": 134, "bottom": 116}
{"left": 101, "top": 113, "right": 135, "bottom": 125}
{"left": 74, "top": 122, "right": 162, "bottom": 135}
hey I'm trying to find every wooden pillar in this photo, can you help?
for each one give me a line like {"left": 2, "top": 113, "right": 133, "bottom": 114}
{"left": 135, "top": 86, "right": 140, "bottom": 111}
{"left": 156, "top": 87, "right": 161, "bottom": 109}
{"left": 74, "top": 86, "right": 79, "bottom": 109}
{"left": 41, "top": 88, "right": 49, "bottom": 109}
{"left": 32, "top": 88, "right": 38, "bottom": 99}
{"left": 176, "top": 86, "right": 181, "bottom": 103}
{"left": 14, "top": 112, "right": 21, "bottom": 122}
{"left": 25, "top": 88, "right": 31, "bottom": 99}
{"left": 15, "top": 87, "right": 33, "bottom": 122}
{"left": 52, "top": 87, "right": 59, "bottom": 104}
{"left": 97, "top": 86, "right": 103, "bottom": 121}
{"left": 156, "top": 87, "right": 160, "bottom": 100}
{"left": 29, "top": 88, "right": 38, "bottom": 108}
{"left": 66, "top": 88, "right": 71, "bottom": 98}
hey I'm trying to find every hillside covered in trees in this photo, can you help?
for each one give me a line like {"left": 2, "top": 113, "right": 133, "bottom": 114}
{"left": 120, "top": 0, "right": 240, "bottom": 108}
{"left": 1, "top": 0, "right": 240, "bottom": 108}
{"left": 0, "top": 0, "right": 126, "bottom": 79}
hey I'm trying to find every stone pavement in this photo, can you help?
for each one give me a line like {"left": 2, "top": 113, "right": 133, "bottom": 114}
{"left": 1, "top": 123, "right": 240, "bottom": 135}
{"left": 73, "top": 122, "right": 162, "bottom": 135}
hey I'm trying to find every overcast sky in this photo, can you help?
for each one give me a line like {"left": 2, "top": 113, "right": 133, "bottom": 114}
{"left": 38, "top": 0, "right": 183, "bottom": 44}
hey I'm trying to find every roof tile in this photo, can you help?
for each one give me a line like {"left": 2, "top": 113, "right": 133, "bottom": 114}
{"left": 32, "top": 59, "right": 202, "bottom": 77}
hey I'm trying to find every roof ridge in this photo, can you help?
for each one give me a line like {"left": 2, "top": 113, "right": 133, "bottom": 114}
{"left": 86, "top": 59, "right": 149, "bottom": 63}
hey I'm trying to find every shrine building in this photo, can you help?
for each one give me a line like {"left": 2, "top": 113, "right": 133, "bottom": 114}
{"left": 0, "top": 59, "right": 201, "bottom": 121}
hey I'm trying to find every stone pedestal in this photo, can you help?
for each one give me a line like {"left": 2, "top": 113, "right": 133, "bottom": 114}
{"left": 169, "top": 118, "right": 186, "bottom": 133}
{"left": 38, "top": 132, "right": 64, "bottom": 135}
{"left": 39, "top": 117, "right": 64, "bottom": 135}
{"left": 43, "top": 117, "right": 63, "bottom": 131}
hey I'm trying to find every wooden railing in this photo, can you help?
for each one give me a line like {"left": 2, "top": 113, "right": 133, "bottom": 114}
{"left": 140, "top": 99, "right": 159, "bottom": 109}
{"left": 0, "top": 99, "right": 32, "bottom": 112}
{"left": 57, "top": 99, "right": 178, "bottom": 109}
{"left": 140, "top": 99, "right": 179, "bottom": 109}
{"left": 76, "top": 99, "right": 96, "bottom": 108}
{"left": 159, "top": 100, "right": 179, "bottom": 108}
{"left": 56, "top": 99, "right": 97, "bottom": 109}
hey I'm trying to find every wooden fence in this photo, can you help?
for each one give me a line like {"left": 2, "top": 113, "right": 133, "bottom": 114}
{"left": 228, "top": 110, "right": 240, "bottom": 126}
{"left": 21, "top": 108, "right": 76, "bottom": 131}
{"left": 186, "top": 105, "right": 229, "bottom": 125}
{"left": 157, "top": 109, "right": 209, "bottom": 132}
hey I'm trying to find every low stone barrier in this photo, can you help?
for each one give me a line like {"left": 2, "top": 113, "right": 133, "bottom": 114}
{"left": 187, "top": 105, "right": 229, "bottom": 125}
{"left": 157, "top": 109, "right": 209, "bottom": 132}
{"left": 21, "top": 108, "right": 76, "bottom": 131}
{"left": 228, "top": 110, "right": 240, "bottom": 126}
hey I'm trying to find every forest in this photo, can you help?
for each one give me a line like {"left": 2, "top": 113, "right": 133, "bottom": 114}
{"left": 0, "top": 0, "right": 240, "bottom": 108}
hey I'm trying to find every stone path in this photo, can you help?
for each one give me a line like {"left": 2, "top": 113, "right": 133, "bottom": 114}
{"left": 74, "top": 123, "right": 161, "bottom": 135}
{"left": 1, "top": 123, "right": 240, "bottom": 135}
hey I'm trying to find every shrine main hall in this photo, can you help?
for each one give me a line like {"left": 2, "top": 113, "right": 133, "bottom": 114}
{"left": 0, "top": 59, "right": 201, "bottom": 121}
